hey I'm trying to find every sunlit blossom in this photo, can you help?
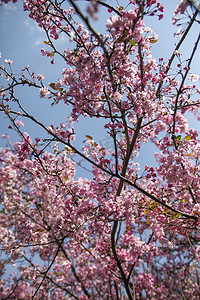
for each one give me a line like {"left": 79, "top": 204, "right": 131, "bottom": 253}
{"left": 188, "top": 74, "right": 199, "bottom": 81}
{"left": 40, "top": 86, "right": 50, "bottom": 98}
{"left": 4, "top": 59, "right": 14, "bottom": 64}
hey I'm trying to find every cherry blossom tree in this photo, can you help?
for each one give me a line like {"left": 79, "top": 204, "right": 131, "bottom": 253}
{"left": 0, "top": 0, "right": 200, "bottom": 299}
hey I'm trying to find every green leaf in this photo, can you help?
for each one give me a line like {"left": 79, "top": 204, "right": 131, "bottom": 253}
{"left": 130, "top": 40, "right": 136, "bottom": 46}
{"left": 184, "top": 136, "right": 191, "bottom": 140}
{"left": 149, "top": 202, "right": 157, "bottom": 208}
{"left": 171, "top": 212, "right": 181, "bottom": 220}
{"left": 119, "top": 6, "right": 124, "bottom": 10}
{"left": 51, "top": 52, "right": 54, "bottom": 56}
{"left": 176, "top": 135, "right": 182, "bottom": 141}
{"left": 149, "top": 202, "right": 157, "bottom": 210}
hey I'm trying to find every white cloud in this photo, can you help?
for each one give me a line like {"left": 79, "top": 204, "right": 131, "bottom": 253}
{"left": 23, "top": 16, "right": 69, "bottom": 48}
{"left": 3, "top": 2, "right": 17, "bottom": 12}
{"left": 24, "top": 18, "right": 46, "bottom": 47}
{"left": 33, "top": 37, "right": 44, "bottom": 47}
{"left": 0, "top": 2, "right": 17, "bottom": 28}
{"left": 56, "top": 32, "right": 68, "bottom": 45}
{"left": 24, "top": 18, "right": 43, "bottom": 33}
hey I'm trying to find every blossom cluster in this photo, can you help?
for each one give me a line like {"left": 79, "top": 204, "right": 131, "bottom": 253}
{"left": 0, "top": 0, "right": 200, "bottom": 299}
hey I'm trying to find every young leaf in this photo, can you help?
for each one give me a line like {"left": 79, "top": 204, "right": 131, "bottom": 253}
{"left": 130, "top": 40, "right": 136, "bottom": 46}
{"left": 49, "top": 83, "right": 60, "bottom": 90}
{"left": 85, "top": 135, "right": 93, "bottom": 140}
{"left": 149, "top": 37, "right": 159, "bottom": 43}
{"left": 184, "top": 136, "right": 191, "bottom": 140}
{"left": 176, "top": 135, "right": 182, "bottom": 141}
{"left": 171, "top": 212, "right": 181, "bottom": 220}
{"left": 186, "top": 153, "right": 194, "bottom": 157}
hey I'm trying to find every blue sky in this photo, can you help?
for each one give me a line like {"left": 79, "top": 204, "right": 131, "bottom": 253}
{"left": 0, "top": 0, "right": 200, "bottom": 175}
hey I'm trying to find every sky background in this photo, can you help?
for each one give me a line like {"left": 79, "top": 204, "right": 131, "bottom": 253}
{"left": 0, "top": 0, "right": 200, "bottom": 176}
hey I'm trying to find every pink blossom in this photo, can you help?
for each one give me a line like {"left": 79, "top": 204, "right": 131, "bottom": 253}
{"left": 0, "top": 1, "right": 200, "bottom": 299}
{"left": 15, "top": 120, "right": 24, "bottom": 127}
{"left": 193, "top": 204, "right": 200, "bottom": 215}
{"left": 69, "top": 31, "right": 74, "bottom": 41}
{"left": 37, "top": 73, "right": 45, "bottom": 81}
{"left": 4, "top": 59, "right": 14, "bottom": 64}
{"left": 106, "top": 15, "right": 119, "bottom": 29}
{"left": 174, "top": 0, "right": 189, "bottom": 16}
{"left": 41, "top": 48, "right": 46, "bottom": 56}
{"left": 40, "top": 87, "right": 50, "bottom": 98}
{"left": 157, "top": 2, "right": 164, "bottom": 12}
{"left": 188, "top": 74, "right": 199, "bottom": 81}
{"left": 2, "top": 134, "right": 9, "bottom": 139}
